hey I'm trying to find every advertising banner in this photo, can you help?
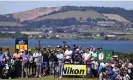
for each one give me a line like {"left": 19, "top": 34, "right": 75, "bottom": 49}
{"left": 15, "top": 38, "right": 28, "bottom": 51}
{"left": 97, "top": 50, "right": 113, "bottom": 63}
{"left": 63, "top": 64, "right": 86, "bottom": 76}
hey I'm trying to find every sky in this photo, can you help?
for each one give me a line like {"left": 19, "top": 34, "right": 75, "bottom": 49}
{"left": 0, "top": 1, "right": 133, "bottom": 14}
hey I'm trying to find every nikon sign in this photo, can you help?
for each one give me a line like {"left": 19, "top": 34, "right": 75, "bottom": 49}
{"left": 63, "top": 64, "right": 86, "bottom": 76}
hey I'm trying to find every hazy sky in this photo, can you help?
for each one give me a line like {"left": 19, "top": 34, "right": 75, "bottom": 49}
{"left": 0, "top": 1, "right": 133, "bottom": 14}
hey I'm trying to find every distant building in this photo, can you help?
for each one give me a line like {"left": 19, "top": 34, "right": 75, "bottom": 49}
{"left": 20, "top": 31, "right": 42, "bottom": 35}
{"left": 97, "top": 21, "right": 115, "bottom": 26}
{"left": 106, "top": 35, "right": 116, "bottom": 37}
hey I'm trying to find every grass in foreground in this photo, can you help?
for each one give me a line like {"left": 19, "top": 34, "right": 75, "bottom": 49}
{"left": 14, "top": 76, "right": 96, "bottom": 80}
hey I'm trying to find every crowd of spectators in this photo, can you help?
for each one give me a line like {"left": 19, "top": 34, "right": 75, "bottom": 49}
{"left": 0, "top": 43, "right": 133, "bottom": 80}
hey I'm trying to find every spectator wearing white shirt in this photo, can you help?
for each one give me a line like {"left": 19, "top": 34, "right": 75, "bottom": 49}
{"left": 82, "top": 48, "right": 92, "bottom": 64}
{"left": 56, "top": 49, "right": 64, "bottom": 78}
{"left": 33, "top": 48, "right": 43, "bottom": 77}
{"left": 64, "top": 46, "right": 73, "bottom": 63}
{"left": 91, "top": 60, "right": 98, "bottom": 77}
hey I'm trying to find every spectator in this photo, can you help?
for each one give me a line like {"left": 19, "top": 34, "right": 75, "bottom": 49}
{"left": 42, "top": 47, "right": 49, "bottom": 76}
{"left": 91, "top": 59, "right": 98, "bottom": 77}
{"left": 0, "top": 47, "right": 5, "bottom": 78}
{"left": 73, "top": 49, "right": 82, "bottom": 64}
{"left": 49, "top": 50, "right": 56, "bottom": 75}
{"left": 64, "top": 46, "right": 73, "bottom": 63}
{"left": 33, "top": 48, "right": 42, "bottom": 77}
{"left": 13, "top": 49, "right": 22, "bottom": 78}
{"left": 56, "top": 49, "right": 64, "bottom": 79}
{"left": 82, "top": 48, "right": 92, "bottom": 64}
{"left": 3, "top": 48, "right": 12, "bottom": 79}
{"left": 126, "top": 59, "right": 133, "bottom": 80}
{"left": 28, "top": 49, "right": 34, "bottom": 76}
{"left": 22, "top": 50, "right": 29, "bottom": 78}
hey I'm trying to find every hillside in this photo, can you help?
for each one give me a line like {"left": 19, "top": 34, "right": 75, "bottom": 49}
{"left": 0, "top": 6, "right": 132, "bottom": 29}
{"left": 103, "top": 14, "right": 130, "bottom": 22}
{"left": 0, "top": 15, "right": 23, "bottom": 27}
{"left": 60, "top": 6, "right": 133, "bottom": 22}
{"left": 12, "top": 7, "right": 62, "bottom": 22}
{"left": 0, "top": 22, "right": 23, "bottom": 27}
{"left": 32, "top": 11, "right": 107, "bottom": 22}
{"left": 7, "top": 6, "right": 133, "bottom": 23}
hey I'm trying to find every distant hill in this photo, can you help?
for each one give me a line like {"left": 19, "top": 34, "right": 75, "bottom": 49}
{"left": 12, "top": 7, "right": 62, "bottom": 22}
{"left": 103, "top": 14, "right": 130, "bottom": 22}
{"left": 7, "top": 6, "right": 133, "bottom": 23}
{"left": 29, "top": 6, "right": 133, "bottom": 22}
{"left": 1, "top": 6, "right": 133, "bottom": 28}
{"left": 32, "top": 11, "right": 107, "bottom": 22}
{"left": 59, "top": 6, "right": 133, "bottom": 22}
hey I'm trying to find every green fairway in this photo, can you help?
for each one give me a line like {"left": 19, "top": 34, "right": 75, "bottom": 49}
{"left": 14, "top": 76, "right": 96, "bottom": 80}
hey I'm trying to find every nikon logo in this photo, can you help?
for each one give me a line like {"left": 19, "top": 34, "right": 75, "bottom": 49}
{"left": 63, "top": 67, "right": 85, "bottom": 75}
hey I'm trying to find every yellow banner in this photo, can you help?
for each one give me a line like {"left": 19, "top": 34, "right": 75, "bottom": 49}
{"left": 16, "top": 44, "right": 28, "bottom": 51}
{"left": 63, "top": 64, "right": 86, "bottom": 76}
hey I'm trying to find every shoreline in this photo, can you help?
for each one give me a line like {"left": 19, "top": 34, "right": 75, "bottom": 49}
{"left": 0, "top": 38, "right": 132, "bottom": 41}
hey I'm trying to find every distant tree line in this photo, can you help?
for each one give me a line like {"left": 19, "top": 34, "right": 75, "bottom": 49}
{"left": 23, "top": 17, "right": 113, "bottom": 28}
{"left": 24, "top": 18, "right": 80, "bottom": 27}
{"left": 0, "top": 31, "right": 28, "bottom": 39}
{"left": 0, "top": 14, "right": 19, "bottom": 22}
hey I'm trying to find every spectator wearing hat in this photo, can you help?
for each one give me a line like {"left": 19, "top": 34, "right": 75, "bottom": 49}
{"left": 56, "top": 48, "right": 64, "bottom": 79}
{"left": 47, "top": 45, "right": 51, "bottom": 53}
{"left": 28, "top": 49, "right": 34, "bottom": 76}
